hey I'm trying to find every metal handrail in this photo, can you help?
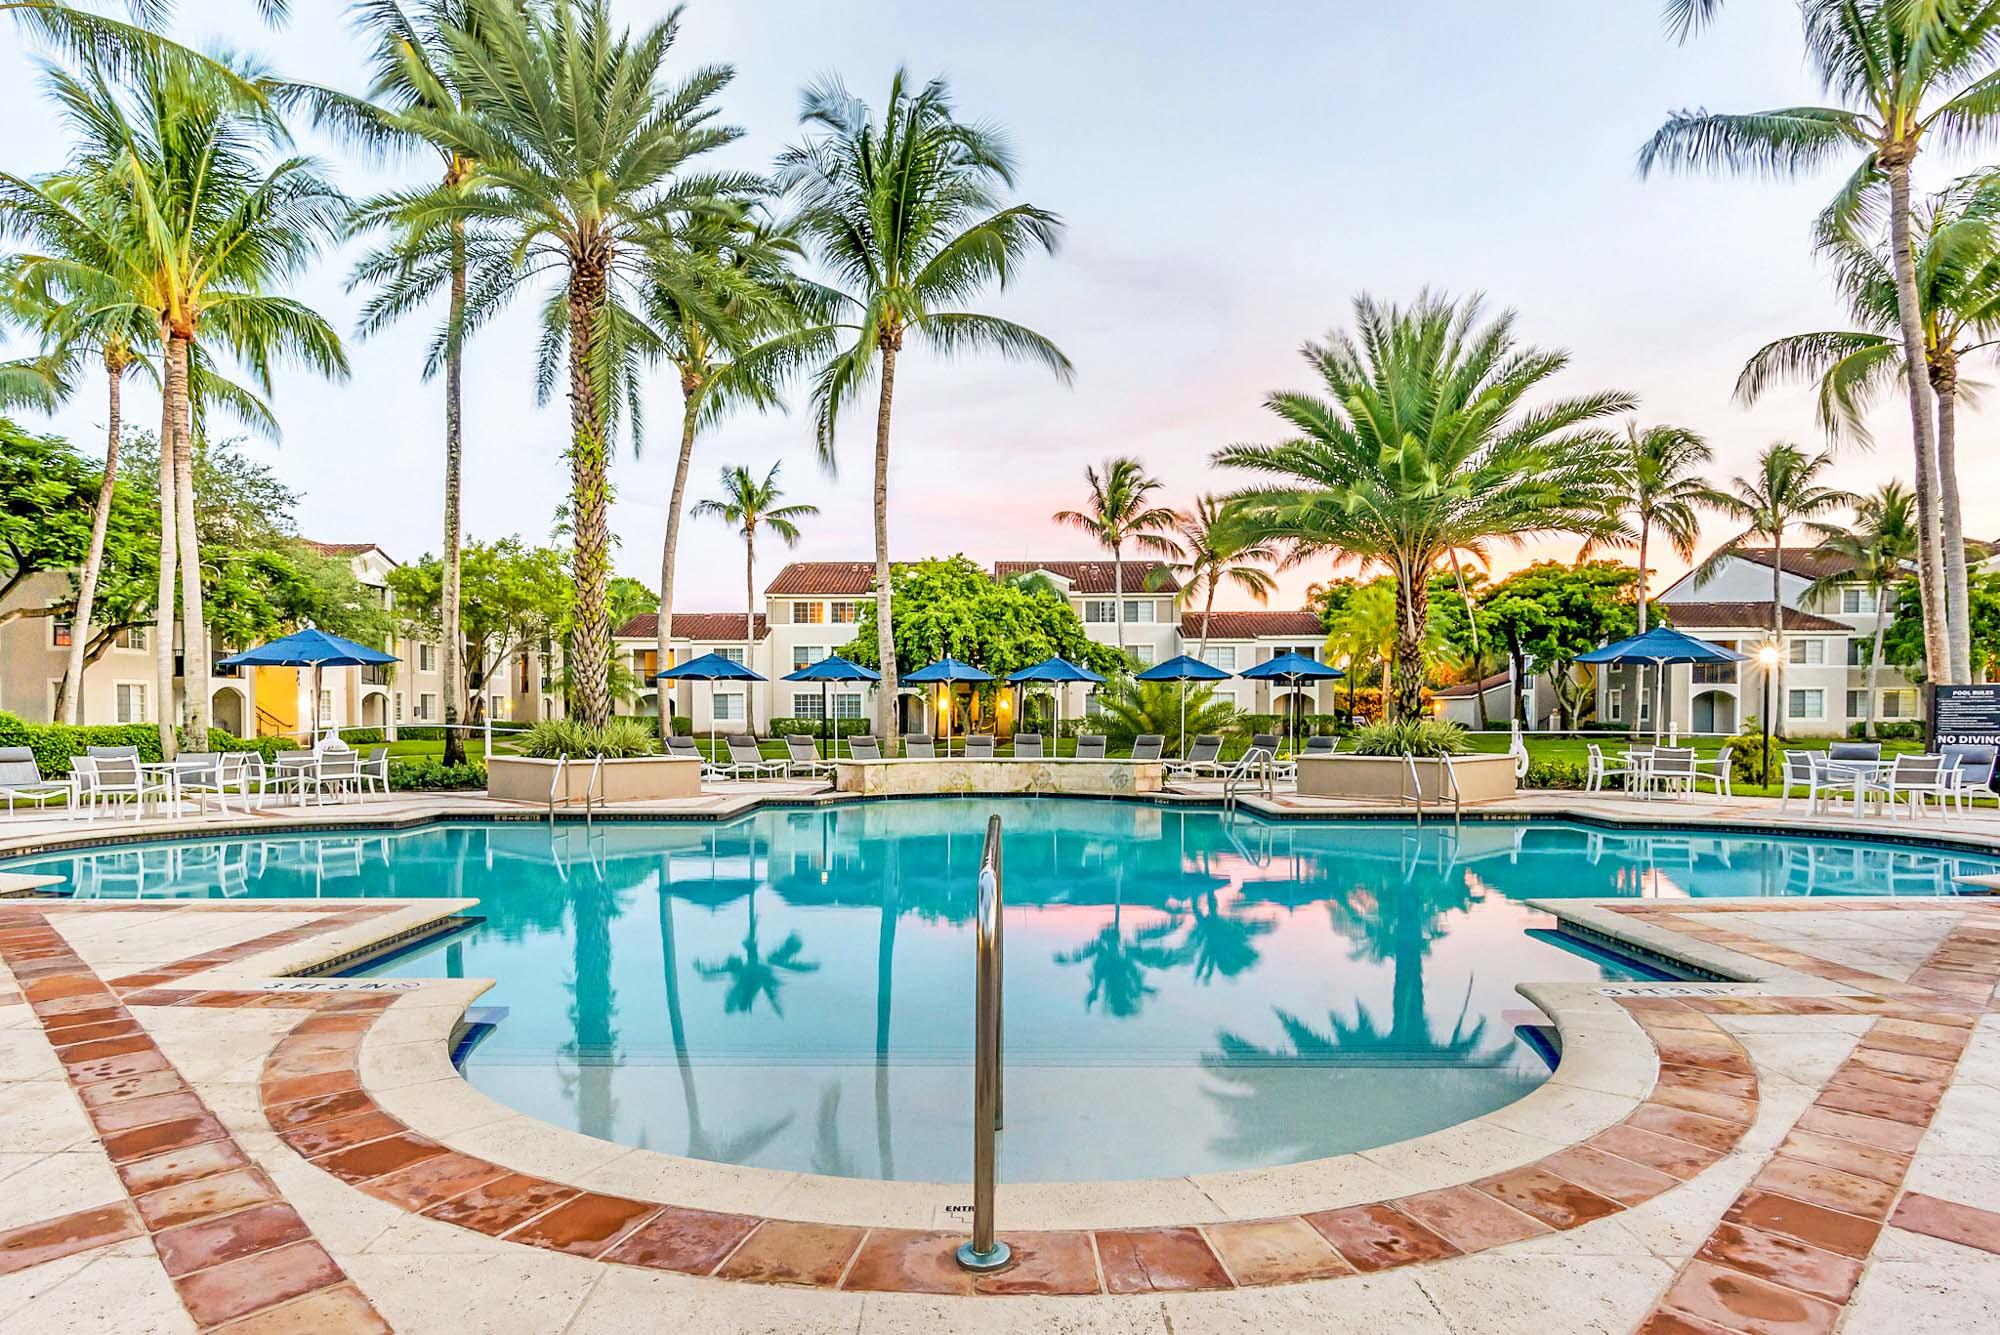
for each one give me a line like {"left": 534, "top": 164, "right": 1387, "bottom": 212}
{"left": 957, "top": 814, "right": 1009, "bottom": 1273}
{"left": 1222, "top": 746, "right": 1275, "bottom": 812}
{"left": 584, "top": 752, "right": 604, "bottom": 829}
{"left": 548, "top": 753, "right": 568, "bottom": 826}
{"left": 1398, "top": 752, "right": 1464, "bottom": 826}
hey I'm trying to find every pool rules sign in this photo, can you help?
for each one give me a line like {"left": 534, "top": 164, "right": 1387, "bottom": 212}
{"left": 1933, "top": 684, "right": 2000, "bottom": 780}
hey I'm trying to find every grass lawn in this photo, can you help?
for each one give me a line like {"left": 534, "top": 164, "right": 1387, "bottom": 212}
{"left": 1460, "top": 730, "right": 1933, "bottom": 799}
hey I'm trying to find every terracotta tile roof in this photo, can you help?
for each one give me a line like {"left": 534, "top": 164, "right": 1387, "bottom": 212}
{"left": 1435, "top": 671, "right": 1511, "bottom": 699}
{"left": 993, "top": 560, "right": 1181, "bottom": 595}
{"left": 1661, "top": 602, "right": 1851, "bottom": 633}
{"left": 615, "top": 612, "right": 768, "bottom": 642}
{"left": 1179, "top": 609, "right": 1327, "bottom": 640}
{"left": 1729, "top": 547, "right": 1862, "bottom": 580}
{"left": 764, "top": 562, "right": 878, "bottom": 596}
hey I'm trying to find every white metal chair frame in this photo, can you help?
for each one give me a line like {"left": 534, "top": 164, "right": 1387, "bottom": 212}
{"left": 1864, "top": 754, "right": 1953, "bottom": 821}
{"left": 783, "top": 734, "right": 836, "bottom": 778}
{"left": 1584, "top": 743, "right": 1636, "bottom": 794}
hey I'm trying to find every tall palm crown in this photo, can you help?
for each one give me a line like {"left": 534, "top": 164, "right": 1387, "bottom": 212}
{"left": 1, "top": 48, "right": 347, "bottom": 751}
{"left": 1696, "top": 442, "right": 1855, "bottom": 737}
{"left": 692, "top": 462, "right": 815, "bottom": 732}
{"left": 1602, "top": 422, "right": 1713, "bottom": 633}
{"left": 1053, "top": 456, "right": 1180, "bottom": 657}
{"left": 1736, "top": 178, "right": 2000, "bottom": 683}
{"left": 778, "top": 69, "right": 1071, "bottom": 745}
{"left": 1807, "top": 481, "right": 1918, "bottom": 738}
{"left": 1218, "top": 292, "right": 1632, "bottom": 721}
{"left": 1640, "top": 0, "right": 2000, "bottom": 687}
{"left": 1166, "top": 495, "right": 1278, "bottom": 660}
{"left": 371, "top": 0, "right": 752, "bottom": 727}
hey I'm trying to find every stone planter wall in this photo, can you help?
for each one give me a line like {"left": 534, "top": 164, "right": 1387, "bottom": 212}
{"left": 1294, "top": 753, "right": 1518, "bottom": 803}
{"left": 834, "top": 759, "right": 1163, "bottom": 798}
{"left": 485, "top": 754, "right": 703, "bottom": 804}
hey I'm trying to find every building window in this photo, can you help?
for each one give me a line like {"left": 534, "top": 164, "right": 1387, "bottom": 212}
{"left": 793, "top": 692, "right": 826, "bottom": 719}
{"left": 1131, "top": 643, "right": 1157, "bottom": 667}
{"left": 1787, "top": 688, "right": 1824, "bottom": 720}
{"left": 1881, "top": 690, "right": 1917, "bottom": 720}
{"left": 118, "top": 626, "right": 148, "bottom": 651}
{"left": 1788, "top": 639, "right": 1825, "bottom": 666}
{"left": 830, "top": 601, "right": 859, "bottom": 624}
{"left": 713, "top": 692, "right": 743, "bottom": 721}
{"left": 834, "top": 693, "right": 864, "bottom": 719}
{"left": 715, "top": 646, "right": 745, "bottom": 666}
{"left": 415, "top": 692, "right": 436, "bottom": 721}
{"left": 793, "top": 646, "right": 827, "bottom": 673}
{"left": 115, "top": 682, "right": 146, "bottom": 724}
{"left": 1607, "top": 688, "right": 1623, "bottom": 722}
{"left": 793, "top": 601, "right": 825, "bottom": 624}
{"left": 1208, "top": 646, "right": 1237, "bottom": 671}
{"left": 1082, "top": 600, "right": 1115, "bottom": 623}
{"left": 1123, "top": 599, "right": 1154, "bottom": 624}
{"left": 50, "top": 617, "right": 73, "bottom": 649}
{"left": 394, "top": 691, "right": 404, "bottom": 723}
{"left": 1845, "top": 690, "right": 1867, "bottom": 719}
{"left": 1847, "top": 639, "right": 1871, "bottom": 666}
{"left": 418, "top": 642, "right": 436, "bottom": 672}
{"left": 319, "top": 690, "right": 334, "bottom": 723}
{"left": 1839, "top": 587, "right": 1876, "bottom": 615}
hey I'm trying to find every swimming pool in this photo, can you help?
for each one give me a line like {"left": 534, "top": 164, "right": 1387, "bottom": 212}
{"left": 9, "top": 802, "right": 1997, "bottom": 1181}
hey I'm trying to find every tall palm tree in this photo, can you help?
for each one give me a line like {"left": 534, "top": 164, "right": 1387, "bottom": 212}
{"left": 1161, "top": 495, "right": 1277, "bottom": 661}
{"left": 1696, "top": 443, "right": 1856, "bottom": 739}
{"left": 1640, "top": 0, "right": 2000, "bottom": 686}
{"left": 691, "top": 463, "right": 815, "bottom": 734}
{"left": 371, "top": 0, "right": 751, "bottom": 728}
{"left": 1806, "top": 481, "right": 1919, "bottom": 738}
{"left": 1052, "top": 457, "right": 1180, "bottom": 657}
{"left": 4, "top": 2, "right": 289, "bottom": 95}
{"left": 1736, "top": 179, "right": 2000, "bottom": 684}
{"left": 1219, "top": 293, "right": 1631, "bottom": 721}
{"left": 3, "top": 49, "right": 348, "bottom": 752}
{"left": 779, "top": 69, "right": 1072, "bottom": 745}
{"left": 1322, "top": 579, "right": 1400, "bottom": 718}
{"left": 1599, "top": 422, "right": 1714, "bottom": 634}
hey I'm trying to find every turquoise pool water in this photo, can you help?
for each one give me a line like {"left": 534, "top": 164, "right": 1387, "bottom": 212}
{"left": 9, "top": 803, "right": 1998, "bottom": 1181}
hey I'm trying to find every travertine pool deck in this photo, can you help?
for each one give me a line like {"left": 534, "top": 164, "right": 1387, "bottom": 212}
{"left": 0, "top": 792, "right": 1997, "bottom": 1330}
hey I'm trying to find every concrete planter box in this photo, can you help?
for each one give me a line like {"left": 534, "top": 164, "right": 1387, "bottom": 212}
{"left": 486, "top": 754, "right": 702, "bottom": 804}
{"left": 1295, "top": 753, "right": 1518, "bottom": 803}
{"left": 834, "top": 759, "right": 1163, "bottom": 798}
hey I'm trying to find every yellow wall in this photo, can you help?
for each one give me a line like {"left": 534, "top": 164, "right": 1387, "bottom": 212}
{"left": 254, "top": 667, "right": 298, "bottom": 736}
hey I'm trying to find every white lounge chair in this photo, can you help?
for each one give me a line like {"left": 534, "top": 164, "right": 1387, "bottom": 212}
{"left": 783, "top": 734, "right": 835, "bottom": 778}
{"left": 1074, "top": 735, "right": 1108, "bottom": 761}
{"left": 723, "top": 735, "right": 784, "bottom": 780}
{"left": 963, "top": 735, "right": 995, "bottom": 759}
{"left": 1164, "top": 735, "right": 1226, "bottom": 781}
{"left": 1130, "top": 735, "right": 1164, "bottom": 763}
{"left": 1011, "top": 734, "right": 1045, "bottom": 759}
{"left": 0, "top": 748, "right": 75, "bottom": 815}
{"left": 848, "top": 735, "right": 883, "bottom": 761}
{"left": 902, "top": 735, "right": 936, "bottom": 759}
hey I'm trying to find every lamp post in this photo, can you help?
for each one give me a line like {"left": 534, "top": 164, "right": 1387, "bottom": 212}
{"left": 1757, "top": 643, "right": 1781, "bottom": 789}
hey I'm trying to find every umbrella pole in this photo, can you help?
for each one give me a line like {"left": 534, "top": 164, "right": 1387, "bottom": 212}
{"left": 1180, "top": 680, "right": 1188, "bottom": 758}
{"left": 311, "top": 663, "right": 320, "bottom": 749}
{"left": 823, "top": 683, "right": 830, "bottom": 759}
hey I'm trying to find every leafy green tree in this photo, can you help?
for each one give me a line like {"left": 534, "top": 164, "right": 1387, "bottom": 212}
{"left": 839, "top": 556, "right": 1122, "bottom": 680}
{"left": 606, "top": 576, "right": 655, "bottom": 634}
{"left": 781, "top": 69, "right": 1071, "bottom": 742}
{"left": 1321, "top": 578, "right": 1397, "bottom": 706}
{"left": 1477, "top": 562, "right": 1645, "bottom": 729}
{"left": 0, "top": 417, "right": 98, "bottom": 626}
{"left": 1052, "top": 456, "right": 1179, "bottom": 656}
{"left": 1888, "top": 569, "right": 2000, "bottom": 681}
{"left": 372, "top": 0, "right": 749, "bottom": 727}
{"left": 1641, "top": 0, "right": 2000, "bottom": 686}
{"left": 1696, "top": 443, "right": 1854, "bottom": 737}
{"left": 1219, "top": 293, "right": 1630, "bottom": 721}
{"left": 387, "top": 537, "right": 572, "bottom": 719}
{"left": 1594, "top": 422, "right": 1712, "bottom": 634}
{"left": 1803, "top": 482, "right": 1918, "bottom": 738}
{"left": 692, "top": 463, "right": 815, "bottom": 733}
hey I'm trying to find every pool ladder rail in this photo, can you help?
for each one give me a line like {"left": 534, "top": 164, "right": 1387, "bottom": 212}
{"left": 1399, "top": 752, "right": 1464, "bottom": 825}
{"left": 957, "top": 813, "right": 1009, "bottom": 1273}
{"left": 1221, "top": 745, "right": 1277, "bottom": 812}
{"left": 546, "top": 753, "right": 604, "bottom": 829}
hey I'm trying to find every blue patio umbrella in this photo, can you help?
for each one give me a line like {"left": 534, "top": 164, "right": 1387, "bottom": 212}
{"left": 781, "top": 654, "right": 881, "bottom": 756}
{"left": 903, "top": 657, "right": 995, "bottom": 750}
{"left": 1007, "top": 656, "right": 1107, "bottom": 746}
{"left": 1238, "top": 651, "right": 1345, "bottom": 749}
{"left": 1577, "top": 626, "right": 1747, "bottom": 743}
{"left": 1137, "top": 655, "right": 1233, "bottom": 756}
{"left": 658, "top": 652, "right": 768, "bottom": 754}
{"left": 217, "top": 628, "right": 399, "bottom": 747}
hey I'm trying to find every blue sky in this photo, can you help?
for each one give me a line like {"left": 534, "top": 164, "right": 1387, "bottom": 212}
{"left": 1, "top": 1, "right": 1985, "bottom": 613}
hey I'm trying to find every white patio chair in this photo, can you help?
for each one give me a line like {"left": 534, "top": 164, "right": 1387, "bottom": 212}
{"left": 963, "top": 735, "right": 995, "bottom": 759}
{"left": 1865, "top": 754, "right": 1952, "bottom": 821}
{"left": 1779, "top": 751, "right": 1831, "bottom": 814}
{"left": 1074, "top": 735, "right": 1108, "bottom": 761}
{"left": 1644, "top": 747, "right": 1698, "bottom": 800}
{"left": 783, "top": 734, "right": 835, "bottom": 778}
{"left": 0, "top": 748, "right": 75, "bottom": 815}
{"left": 1585, "top": 743, "right": 1637, "bottom": 793}
{"left": 180, "top": 752, "right": 262, "bottom": 814}
{"left": 1691, "top": 744, "right": 1734, "bottom": 800}
{"left": 847, "top": 735, "right": 883, "bottom": 761}
{"left": 902, "top": 735, "right": 936, "bottom": 759}
{"left": 1130, "top": 735, "right": 1165, "bottom": 763}
{"left": 723, "top": 735, "right": 784, "bottom": 780}
{"left": 311, "top": 749, "right": 364, "bottom": 804}
{"left": 80, "top": 754, "right": 154, "bottom": 821}
{"left": 270, "top": 752, "right": 320, "bottom": 807}
{"left": 356, "top": 746, "right": 391, "bottom": 797}
{"left": 1164, "top": 735, "right": 1226, "bottom": 781}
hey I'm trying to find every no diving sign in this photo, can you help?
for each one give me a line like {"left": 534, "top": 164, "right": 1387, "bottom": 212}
{"left": 1933, "top": 685, "right": 2000, "bottom": 788}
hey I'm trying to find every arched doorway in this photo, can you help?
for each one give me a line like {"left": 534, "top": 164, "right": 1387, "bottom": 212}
{"left": 212, "top": 687, "right": 247, "bottom": 738}
{"left": 361, "top": 691, "right": 387, "bottom": 729}
{"left": 1272, "top": 689, "right": 1311, "bottom": 731}
{"left": 1692, "top": 689, "right": 1737, "bottom": 735}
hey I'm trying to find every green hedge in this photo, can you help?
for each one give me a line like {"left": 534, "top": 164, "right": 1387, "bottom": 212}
{"left": 767, "top": 717, "right": 870, "bottom": 738}
{"left": 0, "top": 711, "right": 162, "bottom": 776}
{"left": 670, "top": 715, "right": 694, "bottom": 736}
{"left": 204, "top": 730, "right": 301, "bottom": 764}
{"left": 388, "top": 758, "right": 486, "bottom": 791}
{"left": 1846, "top": 720, "right": 1922, "bottom": 740}
{"left": 1524, "top": 759, "right": 1586, "bottom": 790}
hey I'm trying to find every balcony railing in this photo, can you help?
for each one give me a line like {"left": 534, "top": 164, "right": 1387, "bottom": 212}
{"left": 362, "top": 664, "right": 391, "bottom": 686}
{"left": 1692, "top": 664, "right": 1737, "bottom": 686}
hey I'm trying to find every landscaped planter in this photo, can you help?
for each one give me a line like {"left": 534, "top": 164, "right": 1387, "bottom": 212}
{"left": 834, "top": 758, "right": 1164, "bottom": 797}
{"left": 1295, "top": 753, "right": 1518, "bottom": 803}
{"left": 485, "top": 754, "right": 702, "bottom": 804}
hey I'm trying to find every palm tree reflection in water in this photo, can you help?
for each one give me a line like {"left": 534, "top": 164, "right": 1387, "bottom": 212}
{"left": 696, "top": 885, "right": 820, "bottom": 1015}
{"left": 561, "top": 854, "right": 620, "bottom": 1141}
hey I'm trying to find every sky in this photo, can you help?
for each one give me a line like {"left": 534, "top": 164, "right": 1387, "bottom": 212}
{"left": 2, "top": 0, "right": 1992, "bottom": 617}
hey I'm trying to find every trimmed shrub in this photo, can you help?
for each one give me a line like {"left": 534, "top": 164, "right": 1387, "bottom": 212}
{"left": 204, "top": 730, "right": 301, "bottom": 764}
{"left": 389, "top": 758, "right": 486, "bottom": 791}
{"left": 767, "top": 717, "right": 871, "bottom": 739}
{"left": 1731, "top": 731, "right": 1782, "bottom": 786}
{"left": 1846, "top": 720, "right": 1922, "bottom": 741}
{"left": 517, "top": 718, "right": 659, "bottom": 759}
{"left": 0, "top": 711, "right": 162, "bottom": 776}
{"left": 1524, "top": 759, "right": 1587, "bottom": 790}
{"left": 1350, "top": 718, "right": 1471, "bottom": 758}
{"left": 670, "top": 715, "right": 694, "bottom": 736}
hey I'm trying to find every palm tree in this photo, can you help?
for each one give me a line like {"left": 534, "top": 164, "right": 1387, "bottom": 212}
{"left": 371, "top": 0, "right": 751, "bottom": 728}
{"left": 1640, "top": 0, "right": 2000, "bottom": 686}
{"left": 1090, "top": 677, "right": 1238, "bottom": 754}
{"left": 1219, "top": 293, "right": 1631, "bottom": 721}
{"left": 691, "top": 463, "right": 815, "bottom": 734}
{"left": 4, "top": 2, "right": 289, "bottom": 96}
{"left": 1807, "top": 482, "right": 1918, "bottom": 739}
{"left": 1736, "top": 179, "right": 2000, "bottom": 684}
{"left": 696, "top": 887, "right": 819, "bottom": 1016}
{"left": 1053, "top": 457, "right": 1180, "bottom": 657}
{"left": 2, "top": 48, "right": 348, "bottom": 752}
{"left": 1322, "top": 579, "right": 1399, "bottom": 719}
{"left": 1696, "top": 443, "right": 1856, "bottom": 739}
{"left": 1163, "top": 495, "right": 1277, "bottom": 661}
{"left": 779, "top": 69, "right": 1072, "bottom": 745}
{"left": 1599, "top": 422, "right": 1714, "bottom": 634}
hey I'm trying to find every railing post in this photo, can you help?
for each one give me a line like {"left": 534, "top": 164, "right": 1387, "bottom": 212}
{"left": 957, "top": 814, "right": 1009, "bottom": 1272}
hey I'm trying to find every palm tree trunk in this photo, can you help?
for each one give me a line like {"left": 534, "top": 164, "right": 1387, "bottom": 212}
{"left": 1636, "top": 521, "right": 1651, "bottom": 636}
{"left": 1770, "top": 542, "right": 1786, "bottom": 741}
{"left": 441, "top": 219, "right": 468, "bottom": 766}
{"left": 62, "top": 349, "right": 124, "bottom": 726}
{"left": 1113, "top": 540, "right": 1125, "bottom": 656}
{"left": 1886, "top": 156, "right": 1950, "bottom": 684}
{"left": 1447, "top": 549, "right": 1486, "bottom": 731}
{"left": 1866, "top": 596, "right": 1886, "bottom": 742}
{"left": 1198, "top": 580, "right": 1215, "bottom": 661}
{"left": 656, "top": 387, "right": 701, "bottom": 738}
{"left": 566, "top": 261, "right": 612, "bottom": 729}
{"left": 1392, "top": 566, "right": 1427, "bottom": 721}
{"left": 743, "top": 527, "right": 757, "bottom": 735}
{"left": 872, "top": 345, "right": 899, "bottom": 747}
{"left": 167, "top": 332, "right": 208, "bottom": 742}
{"left": 1935, "top": 366, "right": 1971, "bottom": 684}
